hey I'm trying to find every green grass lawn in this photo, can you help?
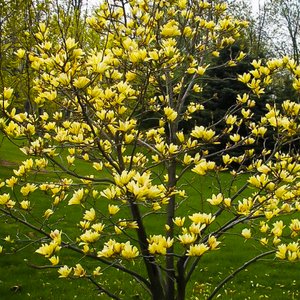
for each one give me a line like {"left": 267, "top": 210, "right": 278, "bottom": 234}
{"left": 0, "top": 133, "right": 300, "bottom": 300}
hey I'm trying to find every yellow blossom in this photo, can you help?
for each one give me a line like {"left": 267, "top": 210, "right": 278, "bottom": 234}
{"left": 164, "top": 107, "right": 178, "bottom": 122}
{"left": 73, "top": 77, "right": 90, "bottom": 89}
{"left": 173, "top": 217, "right": 185, "bottom": 227}
{"left": 36, "top": 241, "right": 60, "bottom": 257}
{"left": 276, "top": 244, "right": 287, "bottom": 260}
{"left": 43, "top": 209, "right": 53, "bottom": 219}
{"left": 207, "top": 193, "right": 223, "bottom": 206}
{"left": 73, "top": 264, "right": 86, "bottom": 277}
{"left": 189, "top": 212, "right": 215, "bottom": 225}
{"left": 177, "top": 233, "right": 197, "bottom": 245}
{"left": 3, "top": 87, "right": 13, "bottom": 99}
{"left": 230, "top": 133, "right": 241, "bottom": 143}
{"left": 80, "top": 230, "right": 100, "bottom": 244}
{"left": 20, "top": 200, "right": 30, "bottom": 210}
{"left": 92, "top": 223, "right": 105, "bottom": 233}
{"left": 50, "top": 230, "right": 62, "bottom": 245}
{"left": 241, "top": 228, "right": 251, "bottom": 239}
{"left": 58, "top": 265, "right": 72, "bottom": 278}
{"left": 208, "top": 236, "right": 221, "bottom": 250}
{"left": 161, "top": 20, "right": 181, "bottom": 37}
{"left": 20, "top": 183, "right": 37, "bottom": 196}
{"left": 5, "top": 176, "right": 18, "bottom": 189}
{"left": 108, "top": 204, "right": 120, "bottom": 215}
{"left": 271, "top": 220, "right": 285, "bottom": 237}
{"left": 121, "top": 242, "right": 139, "bottom": 260}
{"left": 189, "top": 222, "right": 206, "bottom": 235}
{"left": 68, "top": 188, "right": 84, "bottom": 205}
{"left": 83, "top": 208, "right": 96, "bottom": 221}
{"left": 92, "top": 267, "right": 103, "bottom": 277}
{"left": 49, "top": 255, "right": 59, "bottom": 265}
{"left": 5, "top": 235, "right": 14, "bottom": 243}
{"left": 187, "top": 243, "right": 209, "bottom": 256}
{"left": 15, "top": 48, "right": 26, "bottom": 59}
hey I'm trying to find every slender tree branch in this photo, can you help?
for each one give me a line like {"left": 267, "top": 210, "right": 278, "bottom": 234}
{"left": 207, "top": 250, "right": 276, "bottom": 300}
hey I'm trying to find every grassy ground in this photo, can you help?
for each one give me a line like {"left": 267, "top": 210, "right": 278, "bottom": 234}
{"left": 0, "top": 133, "right": 300, "bottom": 300}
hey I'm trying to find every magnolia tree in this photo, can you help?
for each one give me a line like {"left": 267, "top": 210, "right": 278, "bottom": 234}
{"left": 1, "top": 0, "right": 300, "bottom": 299}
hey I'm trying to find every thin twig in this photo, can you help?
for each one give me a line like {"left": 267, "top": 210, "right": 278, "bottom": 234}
{"left": 207, "top": 250, "right": 276, "bottom": 300}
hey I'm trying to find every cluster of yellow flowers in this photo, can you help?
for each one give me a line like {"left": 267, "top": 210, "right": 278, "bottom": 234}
{"left": 2, "top": 1, "right": 300, "bottom": 296}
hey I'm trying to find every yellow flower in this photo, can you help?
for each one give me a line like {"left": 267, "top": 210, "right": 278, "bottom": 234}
{"left": 5, "top": 235, "right": 13, "bottom": 243}
{"left": 100, "top": 186, "right": 119, "bottom": 200}
{"left": 273, "top": 237, "right": 281, "bottom": 246}
{"left": 236, "top": 93, "right": 249, "bottom": 104}
{"left": 152, "top": 202, "right": 161, "bottom": 211}
{"left": 271, "top": 220, "right": 285, "bottom": 237}
{"left": 36, "top": 241, "right": 60, "bottom": 257}
{"left": 50, "top": 230, "right": 62, "bottom": 245}
{"left": 0, "top": 193, "right": 11, "bottom": 205}
{"left": 130, "top": 49, "right": 147, "bottom": 63}
{"left": 3, "top": 87, "right": 13, "bottom": 99}
{"left": 68, "top": 188, "right": 84, "bottom": 205}
{"left": 260, "top": 237, "right": 268, "bottom": 246}
{"left": 83, "top": 208, "right": 96, "bottom": 221}
{"left": 73, "top": 77, "right": 90, "bottom": 89}
{"left": 114, "top": 170, "right": 136, "bottom": 187}
{"left": 79, "top": 220, "right": 91, "bottom": 230}
{"left": 173, "top": 217, "right": 185, "bottom": 227}
{"left": 177, "top": 233, "right": 197, "bottom": 245}
{"left": 224, "top": 198, "right": 231, "bottom": 207}
{"left": 125, "top": 71, "right": 136, "bottom": 81}
{"left": 241, "top": 228, "right": 251, "bottom": 239}
{"left": 67, "top": 155, "right": 75, "bottom": 165}
{"left": 189, "top": 222, "right": 206, "bottom": 235}
{"left": 222, "top": 154, "right": 232, "bottom": 165}
{"left": 289, "top": 219, "right": 300, "bottom": 233}
{"left": 58, "top": 265, "right": 72, "bottom": 278}
{"left": 276, "top": 244, "right": 287, "bottom": 260}
{"left": 121, "top": 242, "right": 139, "bottom": 260}
{"left": 248, "top": 174, "right": 269, "bottom": 188}
{"left": 187, "top": 243, "right": 209, "bottom": 256}
{"left": 93, "top": 162, "right": 103, "bottom": 171}
{"left": 207, "top": 193, "right": 223, "bottom": 206}
{"left": 5, "top": 176, "right": 18, "bottom": 189}
{"left": 92, "top": 223, "right": 105, "bottom": 233}
{"left": 20, "top": 183, "right": 37, "bottom": 196}
{"left": 74, "top": 264, "right": 86, "bottom": 277}
{"left": 92, "top": 267, "right": 103, "bottom": 277}
{"left": 108, "top": 204, "right": 120, "bottom": 215}
{"left": 43, "top": 209, "right": 54, "bottom": 219}
{"left": 288, "top": 250, "right": 298, "bottom": 262}
{"left": 230, "top": 133, "right": 240, "bottom": 143}
{"left": 161, "top": 21, "right": 181, "bottom": 37}
{"left": 197, "top": 66, "right": 208, "bottom": 75}
{"left": 191, "top": 126, "right": 215, "bottom": 141}
{"left": 189, "top": 212, "right": 215, "bottom": 225}
{"left": 80, "top": 230, "right": 100, "bottom": 244}
{"left": 20, "top": 200, "right": 30, "bottom": 210}
{"left": 15, "top": 48, "right": 26, "bottom": 59}
{"left": 208, "top": 236, "right": 221, "bottom": 250}
{"left": 164, "top": 107, "right": 178, "bottom": 122}
{"left": 257, "top": 164, "right": 271, "bottom": 174}
{"left": 226, "top": 115, "right": 237, "bottom": 125}
{"left": 65, "top": 37, "right": 77, "bottom": 50}
{"left": 260, "top": 222, "right": 269, "bottom": 233}
{"left": 49, "top": 255, "right": 59, "bottom": 265}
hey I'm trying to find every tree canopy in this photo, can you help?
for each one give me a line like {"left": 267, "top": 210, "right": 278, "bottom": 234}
{"left": 1, "top": 1, "right": 300, "bottom": 299}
